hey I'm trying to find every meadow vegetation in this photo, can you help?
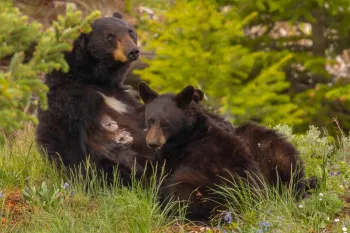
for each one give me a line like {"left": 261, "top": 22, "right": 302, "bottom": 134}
{"left": 0, "top": 124, "right": 349, "bottom": 233}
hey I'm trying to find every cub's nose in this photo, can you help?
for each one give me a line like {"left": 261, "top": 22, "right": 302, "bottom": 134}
{"left": 127, "top": 48, "right": 140, "bottom": 61}
{"left": 147, "top": 142, "right": 160, "bottom": 149}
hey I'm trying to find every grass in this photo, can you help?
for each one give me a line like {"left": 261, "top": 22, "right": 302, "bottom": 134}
{"left": 0, "top": 124, "right": 349, "bottom": 233}
{"left": 0, "top": 125, "right": 184, "bottom": 233}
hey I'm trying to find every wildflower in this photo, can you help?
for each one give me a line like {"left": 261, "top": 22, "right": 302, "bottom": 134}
{"left": 337, "top": 171, "right": 341, "bottom": 176}
{"left": 0, "top": 192, "right": 3, "bottom": 198}
{"left": 319, "top": 198, "right": 323, "bottom": 201}
{"left": 62, "top": 182, "right": 70, "bottom": 190}
{"left": 327, "top": 217, "right": 330, "bottom": 221}
{"left": 263, "top": 222, "right": 270, "bottom": 230}
{"left": 342, "top": 227, "right": 347, "bottom": 232}
{"left": 70, "top": 191, "right": 75, "bottom": 197}
{"left": 298, "top": 204, "right": 303, "bottom": 208}
{"left": 258, "top": 221, "right": 271, "bottom": 232}
{"left": 319, "top": 193, "right": 324, "bottom": 197}
{"left": 256, "top": 229, "right": 263, "bottom": 233}
{"left": 335, "top": 218, "right": 340, "bottom": 222}
{"left": 330, "top": 172, "right": 334, "bottom": 176}
{"left": 224, "top": 211, "right": 232, "bottom": 224}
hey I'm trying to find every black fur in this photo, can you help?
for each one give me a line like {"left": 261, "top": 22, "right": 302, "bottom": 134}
{"left": 36, "top": 14, "right": 152, "bottom": 184}
{"left": 139, "top": 83, "right": 262, "bottom": 221}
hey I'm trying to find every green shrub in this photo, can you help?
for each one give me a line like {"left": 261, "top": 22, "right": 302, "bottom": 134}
{"left": 0, "top": 1, "right": 100, "bottom": 144}
{"left": 137, "top": 0, "right": 302, "bottom": 127}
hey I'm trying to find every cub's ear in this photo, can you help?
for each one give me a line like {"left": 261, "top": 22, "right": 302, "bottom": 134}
{"left": 193, "top": 88, "right": 204, "bottom": 103}
{"left": 138, "top": 82, "right": 158, "bottom": 104}
{"left": 175, "top": 85, "right": 194, "bottom": 108}
{"left": 113, "top": 12, "right": 123, "bottom": 19}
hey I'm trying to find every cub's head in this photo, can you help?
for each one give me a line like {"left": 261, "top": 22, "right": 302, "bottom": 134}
{"left": 138, "top": 82, "right": 203, "bottom": 149}
{"left": 76, "top": 12, "right": 139, "bottom": 65}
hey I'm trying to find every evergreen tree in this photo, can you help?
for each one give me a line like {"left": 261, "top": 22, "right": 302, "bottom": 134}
{"left": 231, "top": 0, "right": 350, "bottom": 133}
{"left": 137, "top": 0, "right": 302, "bottom": 126}
{"left": 0, "top": 1, "right": 100, "bottom": 144}
{"left": 137, "top": 0, "right": 350, "bottom": 133}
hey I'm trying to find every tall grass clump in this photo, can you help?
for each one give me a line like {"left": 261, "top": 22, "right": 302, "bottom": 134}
{"left": 211, "top": 124, "right": 349, "bottom": 233}
{"left": 0, "top": 125, "right": 185, "bottom": 233}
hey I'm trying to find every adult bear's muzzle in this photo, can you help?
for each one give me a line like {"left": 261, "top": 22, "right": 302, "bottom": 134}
{"left": 113, "top": 36, "right": 139, "bottom": 62}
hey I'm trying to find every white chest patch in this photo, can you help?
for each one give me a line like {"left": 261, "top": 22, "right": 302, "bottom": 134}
{"left": 101, "top": 115, "right": 133, "bottom": 144}
{"left": 98, "top": 92, "right": 127, "bottom": 114}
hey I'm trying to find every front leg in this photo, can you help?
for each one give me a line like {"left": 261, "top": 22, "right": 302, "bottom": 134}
{"left": 87, "top": 137, "right": 147, "bottom": 185}
{"left": 161, "top": 166, "right": 215, "bottom": 222}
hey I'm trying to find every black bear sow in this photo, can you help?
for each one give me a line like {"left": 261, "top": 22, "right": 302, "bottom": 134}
{"left": 36, "top": 13, "right": 153, "bottom": 184}
{"left": 138, "top": 82, "right": 263, "bottom": 221}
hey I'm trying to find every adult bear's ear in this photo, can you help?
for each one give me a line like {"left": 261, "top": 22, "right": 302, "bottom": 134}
{"left": 193, "top": 88, "right": 204, "bottom": 103}
{"left": 138, "top": 82, "right": 158, "bottom": 104}
{"left": 175, "top": 85, "right": 194, "bottom": 108}
{"left": 113, "top": 12, "right": 123, "bottom": 19}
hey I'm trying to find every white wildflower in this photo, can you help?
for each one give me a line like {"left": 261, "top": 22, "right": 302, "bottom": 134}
{"left": 334, "top": 218, "right": 340, "bottom": 222}
{"left": 342, "top": 227, "right": 347, "bottom": 232}
{"left": 298, "top": 204, "right": 303, "bottom": 208}
{"left": 319, "top": 193, "right": 324, "bottom": 197}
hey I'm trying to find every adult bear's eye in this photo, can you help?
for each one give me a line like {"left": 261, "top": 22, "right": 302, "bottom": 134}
{"left": 128, "top": 30, "right": 134, "bottom": 37}
{"left": 107, "top": 34, "right": 115, "bottom": 41}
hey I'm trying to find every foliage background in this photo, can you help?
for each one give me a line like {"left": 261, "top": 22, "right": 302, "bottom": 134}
{"left": 0, "top": 0, "right": 100, "bottom": 144}
{"left": 137, "top": 0, "right": 350, "bottom": 135}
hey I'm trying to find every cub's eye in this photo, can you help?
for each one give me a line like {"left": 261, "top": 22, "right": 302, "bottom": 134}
{"left": 161, "top": 121, "right": 170, "bottom": 128}
{"left": 147, "top": 119, "right": 154, "bottom": 126}
{"left": 107, "top": 34, "right": 115, "bottom": 41}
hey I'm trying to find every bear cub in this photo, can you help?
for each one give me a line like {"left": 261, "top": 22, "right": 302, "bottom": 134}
{"left": 139, "top": 82, "right": 263, "bottom": 221}
{"left": 193, "top": 89, "right": 318, "bottom": 197}
{"left": 139, "top": 82, "right": 314, "bottom": 221}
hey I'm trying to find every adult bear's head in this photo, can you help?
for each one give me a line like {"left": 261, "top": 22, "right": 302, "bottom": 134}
{"left": 75, "top": 12, "right": 139, "bottom": 66}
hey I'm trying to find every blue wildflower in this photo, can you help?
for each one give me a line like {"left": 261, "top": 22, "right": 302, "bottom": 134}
{"left": 262, "top": 221, "right": 271, "bottom": 230}
{"left": 0, "top": 192, "right": 3, "bottom": 198}
{"left": 256, "top": 229, "right": 263, "bottom": 233}
{"left": 258, "top": 221, "right": 271, "bottom": 232}
{"left": 337, "top": 171, "right": 341, "bottom": 175}
{"left": 70, "top": 191, "right": 75, "bottom": 197}
{"left": 330, "top": 172, "right": 334, "bottom": 176}
{"left": 62, "top": 182, "right": 70, "bottom": 190}
{"left": 224, "top": 211, "right": 232, "bottom": 224}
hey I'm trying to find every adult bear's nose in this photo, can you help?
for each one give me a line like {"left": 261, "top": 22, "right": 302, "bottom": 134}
{"left": 127, "top": 48, "right": 140, "bottom": 61}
